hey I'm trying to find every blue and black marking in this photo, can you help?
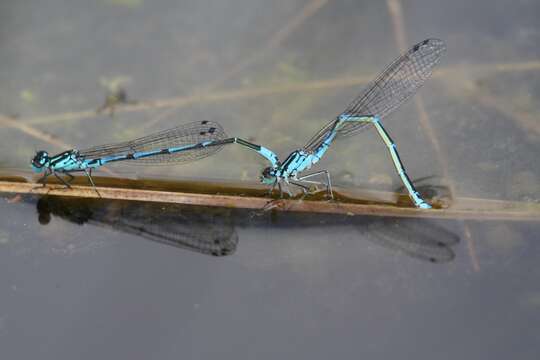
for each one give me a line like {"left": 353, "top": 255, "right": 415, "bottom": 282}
{"left": 29, "top": 39, "right": 444, "bottom": 209}
{"left": 30, "top": 120, "right": 230, "bottom": 195}
{"left": 226, "top": 39, "right": 446, "bottom": 208}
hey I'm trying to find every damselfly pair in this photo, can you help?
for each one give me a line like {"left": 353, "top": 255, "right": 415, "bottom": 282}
{"left": 31, "top": 39, "right": 446, "bottom": 209}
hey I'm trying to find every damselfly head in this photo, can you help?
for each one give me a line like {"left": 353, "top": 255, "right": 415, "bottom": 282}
{"left": 260, "top": 166, "right": 277, "bottom": 185}
{"left": 31, "top": 151, "right": 50, "bottom": 173}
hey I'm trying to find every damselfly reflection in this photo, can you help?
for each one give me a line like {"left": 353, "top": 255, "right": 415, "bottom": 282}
{"left": 34, "top": 195, "right": 459, "bottom": 263}
{"left": 36, "top": 196, "right": 238, "bottom": 257}
{"left": 253, "top": 212, "right": 460, "bottom": 264}
{"left": 361, "top": 218, "right": 459, "bottom": 263}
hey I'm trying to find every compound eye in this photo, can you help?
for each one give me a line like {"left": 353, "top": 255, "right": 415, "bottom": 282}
{"left": 32, "top": 151, "right": 48, "bottom": 168}
{"left": 262, "top": 167, "right": 273, "bottom": 178}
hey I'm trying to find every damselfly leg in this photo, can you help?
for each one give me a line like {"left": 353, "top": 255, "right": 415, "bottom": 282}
{"left": 267, "top": 180, "right": 278, "bottom": 197}
{"left": 37, "top": 168, "right": 52, "bottom": 187}
{"left": 83, "top": 169, "right": 101, "bottom": 197}
{"left": 296, "top": 170, "right": 333, "bottom": 199}
{"left": 30, "top": 120, "right": 227, "bottom": 197}
{"left": 40, "top": 170, "right": 72, "bottom": 188}
{"left": 282, "top": 182, "right": 293, "bottom": 197}
{"left": 289, "top": 181, "right": 311, "bottom": 197}
{"left": 36, "top": 168, "right": 101, "bottom": 197}
{"left": 34, "top": 170, "right": 74, "bottom": 193}
{"left": 59, "top": 172, "right": 75, "bottom": 187}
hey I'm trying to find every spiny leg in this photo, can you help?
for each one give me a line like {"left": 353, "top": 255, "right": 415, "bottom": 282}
{"left": 352, "top": 116, "right": 431, "bottom": 209}
{"left": 53, "top": 171, "right": 73, "bottom": 188}
{"left": 289, "top": 181, "right": 309, "bottom": 193}
{"left": 289, "top": 181, "right": 310, "bottom": 199}
{"left": 83, "top": 168, "right": 101, "bottom": 198}
{"left": 64, "top": 172, "right": 75, "bottom": 184}
{"left": 37, "top": 168, "right": 52, "bottom": 187}
{"left": 297, "top": 170, "right": 334, "bottom": 199}
{"left": 282, "top": 181, "right": 293, "bottom": 198}
{"left": 261, "top": 180, "right": 286, "bottom": 213}
{"left": 273, "top": 180, "right": 292, "bottom": 198}
{"left": 263, "top": 180, "right": 291, "bottom": 212}
{"left": 267, "top": 180, "right": 278, "bottom": 197}
{"left": 33, "top": 169, "right": 52, "bottom": 192}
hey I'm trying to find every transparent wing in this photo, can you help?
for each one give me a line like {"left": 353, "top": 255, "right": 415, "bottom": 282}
{"left": 303, "top": 38, "right": 446, "bottom": 152}
{"left": 79, "top": 120, "right": 227, "bottom": 165}
{"left": 336, "top": 38, "right": 446, "bottom": 137}
{"left": 303, "top": 119, "right": 339, "bottom": 153}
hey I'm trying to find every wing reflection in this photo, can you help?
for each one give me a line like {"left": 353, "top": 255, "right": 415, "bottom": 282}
{"left": 261, "top": 211, "right": 460, "bottom": 263}
{"left": 361, "top": 218, "right": 459, "bottom": 263}
{"left": 33, "top": 194, "right": 459, "bottom": 262}
{"left": 36, "top": 196, "right": 238, "bottom": 257}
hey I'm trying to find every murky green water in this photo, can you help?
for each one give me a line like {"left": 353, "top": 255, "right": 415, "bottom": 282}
{"left": 1, "top": 0, "right": 539, "bottom": 358}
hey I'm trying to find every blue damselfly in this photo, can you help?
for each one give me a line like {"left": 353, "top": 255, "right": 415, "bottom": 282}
{"left": 31, "top": 39, "right": 445, "bottom": 209}
{"left": 227, "top": 39, "right": 446, "bottom": 209}
{"left": 31, "top": 120, "right": 228, "bottom": 193}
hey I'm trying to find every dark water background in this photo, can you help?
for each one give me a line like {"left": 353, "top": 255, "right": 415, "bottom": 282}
{"left": 1, "top": 0, "right": 539, "bottom": 358}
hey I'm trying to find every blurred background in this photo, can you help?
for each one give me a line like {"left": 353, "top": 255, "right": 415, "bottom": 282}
{"left": 0, "top": 0, "right": 539, "bottom": 359}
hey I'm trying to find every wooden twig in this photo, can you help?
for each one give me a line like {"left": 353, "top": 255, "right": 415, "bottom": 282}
{"left": 1, "top": 179, "right": 539, "bottom": 221}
